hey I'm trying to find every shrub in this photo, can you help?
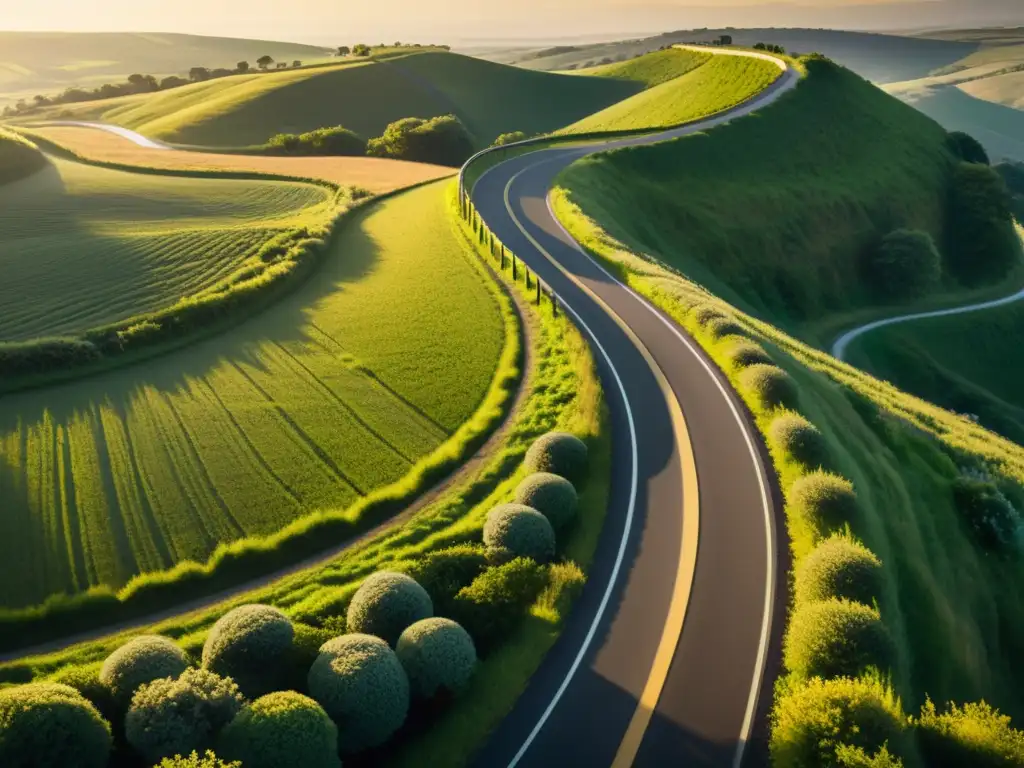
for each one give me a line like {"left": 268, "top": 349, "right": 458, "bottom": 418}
{"left": 483, "top": 504, "right": 557, "bottom": 563}
{"left": 400, "top": 544, "right": 489, "bottom": 617}
{"left": 346, "top": 571, "right": 433, "bottom": 646}
{"left": 951, "top": 476, "right": 1022, "bottom": 552}
{"left": 770, "top": 413, "right": 829, "bottom": 468}
{"left": 523, "top": 431, "right": 589, "bottom": 484}
{"left": 450, "top": 558, "right": 548, "bottom": 652}
{"left": 202, "top": 604, "right": 294, "bottom": 698}
{"left": 784, "top": 599, "right": 894, "bottom": 680}
{"left": 740, "top": 364, "right": 799, "bottom": 411}
{"left": 690, "top": 303, "right": 726, "bottom": 326}
{"left": 367, "top": 114, "right": 474, "bottom": 166}
{"left": 48, "top": 661, "right": 116, "bottom": 721}
{"left": 125, "top": 668, "right": 244, "bottom": 763}
{"left": 916, "top": 699, "right": 1024, "bottom": 767}
{"left": 307, "top": 634, "right": 409, "bottom": 753}
{"left": 493, "top": 131, "right": 528, "bottom": 146}
{"left": 514, "top": 473, "right": 579, "bottom": 531}
{"left": 395, "top": 617, "right": 477, "bottom": 699}
{"left": 771, "top": 675, "right": 908, "bottom": 767}
{"left": 727, "top": 340, "right": 772, "bottom": 368}
{"left": 218, "top": 691, "right": 340, "bottom": 768}
{"left": 156, "top": 751, "right": 240, "bottom": 768}
{"left": 864, "top": 229, "right": 942, "bottom": 300}
{"left": 789, "top": 471, "right": 858, "bottom": 540}
{"left": 100, "top": 635, "right": 189, "bottom": 706}
{"left": 795, "top": 535, "right": 883, "bottom": 605}
{"left": 948, "top": 131, "right": 990, "bottom": 165}
{"left": 946, "top": 162, "right": 1021, "bottom": 285}
{"left": 0, "top": 682, "right": 112, "bottom": 768}
{"left": 705, "top": 316, "right": 746, "bottom": 340}
{"left": 266, "top": 125, "right": 366, "bottom": 156}
{"left": 834, "top": 744, "right": 904, "bottom": 766}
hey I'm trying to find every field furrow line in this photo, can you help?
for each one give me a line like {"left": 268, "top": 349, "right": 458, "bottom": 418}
{"left": 46, "top": 415, "right": 86, "bottom": 597}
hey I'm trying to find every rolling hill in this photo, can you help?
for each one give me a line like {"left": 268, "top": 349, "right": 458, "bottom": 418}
{"left": 0, "top": 126, "right": 46, "bottom": 185}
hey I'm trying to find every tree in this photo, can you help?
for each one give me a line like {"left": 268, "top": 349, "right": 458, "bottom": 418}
{"left": 367, "top": 115, "right": 474, "bottom": 167}
{"left": 337, "top": 46, "right": 351, "bottom": 56}
{"left": 946, "top": 162, "right": 1022, "bottom": 285}
{"left": 718, "top": 34, "right": 733, "bottom": 45}
{"left": 947, "top": 131, "right": 990, "bottom": 165}
{"left": 257, "top": 55, "right": 275, "bottom": 70}
{"left": 353, "top": 44, "right": 371, "bottom": 57}
{"left": 189, "top": 67, "right": 211, "bottom": 82}
{"left": 33, "top": 94, "right": 50, "bottom": 106}
{"left": 236, "top": 61, "right": 250, "bottom": 73}
{"left": 292, "top": 60, "right": 302, "bottom": 68}
{"left": 160, "top": 75, "right": 189, "bottom": 90}
{"left": 862, "top": 229, "right": 942, "bottom": 300}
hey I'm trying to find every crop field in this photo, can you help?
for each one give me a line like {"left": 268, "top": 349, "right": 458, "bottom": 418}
{"left": 561, "top": 52, "right": 783, "bottom": 135}
{"left": 0, "top": 157, "right": 333, "bottom": 341}
{"left": 25, "top": 125, "right": 455, "bottom": 194}
{"left": 0, "top": 181, "right": 507, "bottom": 609}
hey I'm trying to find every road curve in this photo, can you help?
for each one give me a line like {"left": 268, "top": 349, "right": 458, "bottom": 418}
{"left": 29, "top": 120, "right": 172, "bottom": 149}
{"left": 470, "top": 51, "right": 797, "bottom": 768}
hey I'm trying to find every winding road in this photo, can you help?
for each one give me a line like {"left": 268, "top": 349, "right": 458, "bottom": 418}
{"left": 469, "top": 49, "right": 797, "bottom": 768}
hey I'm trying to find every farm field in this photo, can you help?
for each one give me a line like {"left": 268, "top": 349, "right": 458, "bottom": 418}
{"left": 0, "top": 156, "right": 334, "bottom": 341}
{"left": 22, "top": 125, "right": 456, "bottom": 194}
{"left": 0, "top": 180, "right": 507, "bottom": 609}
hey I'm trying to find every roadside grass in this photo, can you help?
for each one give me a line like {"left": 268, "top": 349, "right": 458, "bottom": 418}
{"left": 0, "top": 156, "right": 333, "bottom": 341}
{"left": 572, "top": 46, "right": 711, "bottom": 86}
{"left": 0, "top": 181, "right": 609, "bottom": 768}
{"left": 560, "top": 51, "right": 783, "bottom": 135}
{"left": 0, "top": 125, "right": 46, "bottom": 185}
{"left": 0, "top": 180, "right": 509, "bottom": 613}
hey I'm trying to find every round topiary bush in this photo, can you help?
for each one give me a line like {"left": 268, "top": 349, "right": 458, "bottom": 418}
{"left": 690, "top": 303, "right": 726, "bottom": 327}
{"left": 523, "top": 432, "right": 588, "bottom": 484}
{"left": 784, "top": 598, "right": 894, "bottom": 680}
{"left": 100, "top": 634, "right": 189, "bottom": 706}
{"left": 727, "top": 340, "right": 772, "bottom": 369}
{"left": 789, "top": 471, "right": 859, "bottom": 541}
{"left": 346, "top": 571, "right": 433, "bottom": 647}
{"left": 483, "top": 504, "right": 556, "bottom": 564}
{"left": 307, "top": 633, "right": 409, "bottom": 754}
{"left": 202, "top": 604, "right": 294, "bottom": 698}
{"left": 0, "top": 682, "right": 112, "bottom": 768}
{"left": 771, "top": 675, "right": 908, "bottom": 767}
{"left": 795, "top": 535, "right": 883, "bottom": 605}
{"left": 740, "top": 364, "right": 799, "bottom": 411}
{"left": 864, "top": 229, "right": 942, "bottom": 300}
{"left": 48, "top": 661, "right": 116, "bottom": 722}
{"left": 514, "top": 472, "right": 578, "bottom": 531}
{"left": 125, "top": 668, "right": 245, "bottom": 764}
{"left": 396, "top": 618, "right": 478, "bottom": 699}
{"left": 706, "top": 316, "right": 746, "bottom": 340}
{"left": 218, "top": 691, "right": 340, "bottom": 768}
{"left": 770, "top": 413, "right": 829, "bottom": 468}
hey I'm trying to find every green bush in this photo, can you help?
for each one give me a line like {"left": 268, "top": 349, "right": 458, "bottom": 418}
{"left": 834, "top": 744, "right": 905, "bottom": 767}
{"left": 450, "top": 558, "right": 548, "bottom": 653}
{"left": 218, "top": 691, "right": 340, "bottom": 768}
{"left": 367, "top": 114, "right": 474, "bottom": 166}
{"left": 307, "top": 633, "right": 409, "bottom": 753}
{"left": 784, "top": 599, "right": 894, "bottom": 680}
{"left": 789, "top": 471, "right": 859, "bottom": 540}
{"left": 100, "top": 634, "right": 189, "bottom": 706}
{"left": 0, "top": 682, "right": 112, "bottom": 768}
{"left": 514, "top": 473, "right": 579, "bottom": 531}
{"left": 125, "top": 668, "right": 244, "bottom": 763}
{"left": 690, "top": 303, "right": 726, "bottom": 327}
{"left": 948, "top": 131, "right": 990, "bottom": 165}
{"left": 951, "top": 476, "right": 1022, "bottom": 553}
{"left": 771, "top": 675, "right": 908, "bottom": 767}
{"left": 493, "top": 131, "right": 528, "bottom": 146}
{"left": 156, "top": 751, "right": 240, "bottom": 768}
{"left": 399, "top": 544, "right": 489, "bottom": 618}
{"left": 770, "top": 413, "right": 830, "bottom": 468}
{"left": 705, "top": 316, "right": 746, "bottom": 340}
{"left": 727, "top": 339, "right": 773, "bottom": 369}
{"left": 395, "top": 617, "right": 478, "bottom": 699}
{"left": 916, "top": 698, "right": 1024, "bottom": 767}
{"left": 48, "top": 661, "right": 116, "bottom": 721}
{"left": 346, "top": 571, "right": 433, "bottom": 646}
{"left": 202, "top": 604, "right": 294, "bottom": 698}
{"left": 946, "top": 162, "right": 1021, "bottom": 285}
{"left": 864, "top": 229, "right": 942, "bottom": 300}
{"left": 740, "top": 364, "right": 799, "bottom": 411}
{"left": 265, "top": 125, "right": 366, "bottom": 156}
{"left": 795, "top": 535, "right": 883, "bottom": 605}
{"left": 523, "top": 431, "right": 589, "bottom": 484}
{"left": 483, "top": 504, "right": 557, "bottom": 564}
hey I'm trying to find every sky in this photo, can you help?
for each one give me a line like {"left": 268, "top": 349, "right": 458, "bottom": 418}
{"left": 1, "top": 0, "right": 1021, "bottom": 45}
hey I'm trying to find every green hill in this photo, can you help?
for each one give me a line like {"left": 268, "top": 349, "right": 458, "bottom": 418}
{"left": 18, "top": 51, "right": 641, "bottom": 149}
{"left": 575, "top": 47, "right": 710, "bottom": 86}
{"left": 0, "top": 127, "right": 46, "bottom": 185}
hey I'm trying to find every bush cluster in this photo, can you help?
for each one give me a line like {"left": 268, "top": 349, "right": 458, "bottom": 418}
{"left": 726, "top": 339, "right": 772, "bottom": 369}
{"left": 951, "top": 476, "right": 1022, "bottom": 552}
{"left": 307, "top": 633, "right": 409, "bottom": 753}
{"left": 202, "top": 604, "right": 295, "bottom": 698}
{"left": 784, "top": 599, "right": 894, "bottom": 680}
{"left": 483, "top": 503, "right": 557, "bottom": 563}
{"left": 0, "top": 682, "right": 112, "bottom": 768}
{"left": 367, "top": 114, "right": 474, "bottom": 166}
{"left": 218, "top": 691, "right": 340, "bottom": 768}
{"left": 346, "top": 571, "right": 433, "bottom": 646}
{"left": 524, "top": 432, "right": 589, "bottom": 484}
{"left": 156, "top": 751, "right": 240, "bottom": 768}
{"left": 947, "top": 131, "right": 990, "bottom": 165}
{"left": 789, "top": 471, "right": 858, "bottom": 541}
{"left": 100, "top": 634, "right": 189, "bottom": 706}
{"left": 689, "top": 303, "right": 726, "bottom": 327}
{"left": 946, "top": 162, "right": 1021, "bottom": 286}
{"left": 863, "top": 229, "right": 942, "bottom": 300}
{"left": 125, "top": 668, "right": 244, "bottom": 763}
{"left": 770, "top": 412, "right": 829, "bottom": 468}
{"left": 265, "top": 125, "right": 366, "bottom": 156}
{"left": 514, "top": 473, "right": 578, "bottom": 531}
{"left": 916, "top": 699, "right": 1024, "bottom": 767}
{"left": 705, "top": 316, "right": 746, "bottom": 340}
{"left": 740, "top": 364, "right": 799, "bottom": 411}
{"left": 795, "top": 535, "right": 883, "bottom": 605}
{"left": 48, "top": 661, "right": 116, "bottom": 721}
{"left": 451, "top": 557, "right": 548, "bottom": 653}
{"left": 399, "top": 544, "right": 489, "bottom": 617}
{"left": 493, "top": 131, "right": 529, "bottom": 147}
{"left": 396, "top": 617, "right": 478, "bottom": 699}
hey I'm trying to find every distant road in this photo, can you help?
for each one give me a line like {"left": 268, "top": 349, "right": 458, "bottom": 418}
{"left": 32, "top": 121, "right": 171, "bottom": 150}
{"left": 470, "top": 48, "right": 796, "bottom": 768}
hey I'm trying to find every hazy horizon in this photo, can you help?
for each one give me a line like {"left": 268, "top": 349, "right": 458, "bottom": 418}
{"left": 2, "top": 0, "right": 1021, "bottom": 47}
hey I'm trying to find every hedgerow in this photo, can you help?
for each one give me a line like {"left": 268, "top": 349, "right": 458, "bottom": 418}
{"left": 202, "top": 605, "right": 294, "bottom": 698}
{"left": 307, "top": 633, "right": 410, "bottom": 753}
{"left": 795, "top": 535, "right": 883, "bottom": 605}
{"left": 125, "top": 669, "right": 244, "bottom": 764}
{"left": 770, "top": 412, "right": 830, "bottom": 468}
{"left": 0, "top": 682, "right": 112, "bottom": 768}
{"left": 395, "top": 617, "right": 478, "bottom": 699}
{"left": 217, "top": 691, "right": 340, "bottom": 768}
{"left": 483, "top": 504, "right": 556, "bottom": 564}
{"left": 916, "top": 698, "right": 1024, "bottom": 767}
{"left": 514, "top": 473, "right": 579, "bottom": 531}
{"left": 789, "top": 472, "right": 859, "bottom": 541}
{"left": 523, "top": 431, "right": 589, "bottom": 483}
{"left": 100, "top": 635, "right": 189, "bottom": 706}
{"left": 740, "top": 364, "right": 799, "bottom": 411}
{"left": 784, "top": 599, "right": 894, "bottom": 680}
{"left": 346, "top": 571, "right": 434, "bottom": 647}
{"left": 450, "top": 557, "right": 548, "bottom": 653}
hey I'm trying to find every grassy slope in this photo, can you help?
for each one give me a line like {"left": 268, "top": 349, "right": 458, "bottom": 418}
{"left": 559, "top": 57, "right": 955, "bottom": 338}
{"left": 0, "top": 126, "right": 46, "bottom": 185}
{"left": 0, "top": 181, "right": 507, "bottom": 610}
{"left": 19, "top": 52, "right": 641, "bottom": 149}
{"left": 561, "top": 52, "right": 782, "bottom": 135}
{"left": 574, "top": 47, "right": 711, "bottom": 86}
{"left": 0, "top": 157, "right": 333, "bottom": 341}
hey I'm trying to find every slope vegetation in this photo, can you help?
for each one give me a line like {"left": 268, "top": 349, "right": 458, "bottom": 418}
{"left": 575, "top": 46, "right": 711, "bottom": 86}
{"left": 0, "top": 126, "right": 46, "bottom": 185}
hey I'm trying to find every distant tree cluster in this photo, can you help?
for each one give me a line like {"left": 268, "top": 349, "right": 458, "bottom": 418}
{"left": 367, "top": 115, "right": 474, "bottom": 166}
{"left": 754, "top": 42, "right": 787, "bottom": 54}
{"left": 336, "top": 42, "right": 451, "bottom": 59}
